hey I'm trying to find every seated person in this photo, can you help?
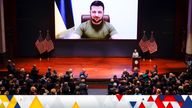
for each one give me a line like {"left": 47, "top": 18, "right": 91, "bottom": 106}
{"left": 132, "top": 49, "right": 139, "bottom": 58}
{"left": 70, "top": 0, "right": 118, "bottom": 39}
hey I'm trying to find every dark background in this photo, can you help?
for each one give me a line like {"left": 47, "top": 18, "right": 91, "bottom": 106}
{"left": 3, "top": 0, "right": 189, "bottom": 58}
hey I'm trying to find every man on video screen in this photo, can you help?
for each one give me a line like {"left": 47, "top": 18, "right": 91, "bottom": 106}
{"left": 71, "top": 0, "right": 118, "bottom": 39}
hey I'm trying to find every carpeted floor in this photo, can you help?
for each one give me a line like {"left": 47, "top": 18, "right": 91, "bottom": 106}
{"left": 88, "top": 89, "right": 108, "bottom": 95}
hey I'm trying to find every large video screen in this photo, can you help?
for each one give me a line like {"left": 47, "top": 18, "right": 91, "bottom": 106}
{"left": 54, "top": 0, "right": 138, "bottom": 39}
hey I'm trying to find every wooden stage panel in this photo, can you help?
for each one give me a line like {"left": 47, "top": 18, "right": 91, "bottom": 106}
{"left": 0, "top": 58, "right": 187, "bottom": 79}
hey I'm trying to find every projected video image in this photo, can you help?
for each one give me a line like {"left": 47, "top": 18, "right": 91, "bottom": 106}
{"left": 54, "top": 0, "right": 138, "bottom": 39}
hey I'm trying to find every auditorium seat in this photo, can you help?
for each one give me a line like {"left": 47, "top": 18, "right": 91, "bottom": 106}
{"left": 81, "top": 15, "right": 110, "bottom": 23}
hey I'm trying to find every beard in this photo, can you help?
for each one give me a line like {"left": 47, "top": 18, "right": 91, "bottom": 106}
{"left": 91, "top": 17, "right": 103, "bottom": 25}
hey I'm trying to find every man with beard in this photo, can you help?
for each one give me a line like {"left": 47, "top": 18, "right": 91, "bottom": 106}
{"left": 71, "top": 0, "right": 118, "bottom": 39}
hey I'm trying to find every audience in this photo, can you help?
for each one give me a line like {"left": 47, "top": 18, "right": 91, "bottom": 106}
{"left": 1, "top": 59, "right": 192, "bottom": 95}
{"left": 0, "top": 61, "right": 89, "bottom": 95}
{"left": 108, "top": 67, "right": 192, "bottom": 95}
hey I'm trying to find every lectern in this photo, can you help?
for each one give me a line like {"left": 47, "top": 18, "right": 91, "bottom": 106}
{"left": 132, "top": 57, "right": 141, "bottom": 70}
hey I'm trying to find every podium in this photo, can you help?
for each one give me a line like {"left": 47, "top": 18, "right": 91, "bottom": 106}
{"left": 132, "top": 57, "right": 141, "bottom": 70}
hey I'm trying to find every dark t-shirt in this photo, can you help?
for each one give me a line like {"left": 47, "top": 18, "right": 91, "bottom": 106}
{"left": 75, "top": 20, "right": 117, "bottom": 39}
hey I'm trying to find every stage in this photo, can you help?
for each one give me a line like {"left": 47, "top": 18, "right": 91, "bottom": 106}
{"left": 0, "top": 57, "right": 187, "bottom": 79}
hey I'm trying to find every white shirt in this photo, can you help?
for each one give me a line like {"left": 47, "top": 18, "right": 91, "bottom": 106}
{"left": 132, "top": 52, "right": 139, "bottom": 58}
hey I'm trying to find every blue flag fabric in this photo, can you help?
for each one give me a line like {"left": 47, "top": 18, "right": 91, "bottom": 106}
{"left": 55, "top": 0, "right": 74, "bottom": 29}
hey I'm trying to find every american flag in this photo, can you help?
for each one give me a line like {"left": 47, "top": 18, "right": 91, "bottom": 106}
{"left": 44, "top": 30, "right": 54, "bottom": 52}
{"left": 35, "top": 31, "right": 46, "bottom": 54}
{"left": 139, "top": 31, "right": 149, "bottom": 53}
{"left": 147, "top": 31, "right": 157, "bottom": 54}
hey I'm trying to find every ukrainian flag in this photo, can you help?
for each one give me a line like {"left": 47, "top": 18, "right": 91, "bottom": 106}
{"left": 54, "top": 0, "right": 74, "bottom": 39}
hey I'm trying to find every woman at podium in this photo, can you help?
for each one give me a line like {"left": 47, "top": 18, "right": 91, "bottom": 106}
{"left": 132, "top": 49, "right": 139, "bottom": 58}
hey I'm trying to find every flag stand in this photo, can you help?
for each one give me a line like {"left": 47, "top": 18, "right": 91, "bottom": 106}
{"left": 38, "top": 51, "right": 42, "bottom": 61}
{"left": 143, "top": 58, "right": 146, "bottom": 61}
{"left": 149, "top": 53, "right": 152, "bottom": 62}
{"left": 39, "top": 53, "right": 42, "bottom": 61}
